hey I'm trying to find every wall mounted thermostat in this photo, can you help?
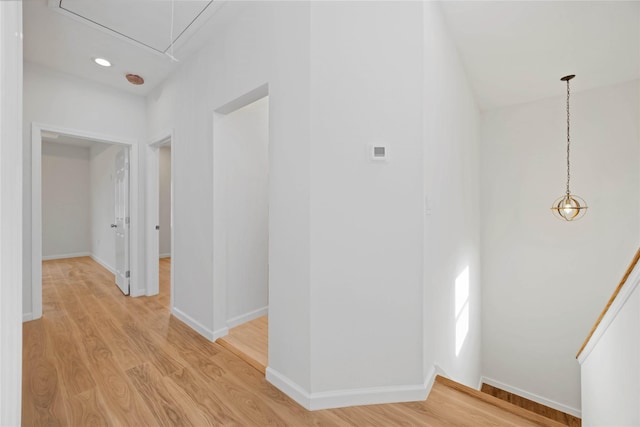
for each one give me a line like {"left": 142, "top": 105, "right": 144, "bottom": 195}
{"left": 370, "top": 144, "right": 388, "bottom": 162}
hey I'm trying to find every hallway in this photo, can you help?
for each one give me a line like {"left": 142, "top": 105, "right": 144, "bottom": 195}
{"left": 22, "top": 257, "right": 560, "bottom": 426}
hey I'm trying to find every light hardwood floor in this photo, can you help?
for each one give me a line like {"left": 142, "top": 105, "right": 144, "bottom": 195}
{"left": 217, "top": 316, "right": 268, "bottom": 374}
{"left": 23, "top": 257, "right": 563, "bottom": 426}
{"left": 158, "top": 257, "right": 171, "bottom": 307}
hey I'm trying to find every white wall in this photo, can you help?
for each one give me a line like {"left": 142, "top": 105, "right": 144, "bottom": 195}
{"left": 41, "top": 142, "right": 90, "bottom": 258}
{"left": 581, "top": 282, "right": 639, "bottom": 426}
{"left": 41, "top": 140, "right": 124, "bottom": 272}
{"left": 481, "top": 80, "right": 640, "bottom": 414}
{"left": 148, "top": 0, "right": 482, "bottom": 409}
{"left": 422, "top": 1, "right": 482, "bottom": 388}
{"left": 308, "top": 1, "right": 426, "bottom": 396}
{"left": 0, "top": 1, "right": 23, "bottom": 424}
{"left": 89, "top": 143, "right": 123, "bottom": 272}
{"left": 159, "top": 145, "right": 171, "bottom": 257}
{"left": 23, "top": 62, "right": 146, "bottom": 317}
{"left": 216, "top": 97, "right": 269, "bottom": 324}
{"left": 147, "top": 1, "right": 312, "bottom": 392}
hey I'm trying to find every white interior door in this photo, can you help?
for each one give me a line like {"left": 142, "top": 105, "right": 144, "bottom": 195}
{"left": 114, "top": 148, "right": 130, "bottom": 295}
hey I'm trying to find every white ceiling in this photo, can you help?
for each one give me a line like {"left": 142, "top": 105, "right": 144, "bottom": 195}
{"left": 57, "top": 0, "right": 213, "bottom": 54}
{"left": 23, "top": 1, "right": 640, "bottom": 109}
{"left": 23, "top": 0, "right": 223, "bottom": 95}
{"left": 440, "top": 1, "right": 640, "bottom": 110}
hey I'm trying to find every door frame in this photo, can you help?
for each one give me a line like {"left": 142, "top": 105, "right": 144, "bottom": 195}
{"left": 145, "top": 130, "right": 174, "bottom": 308}
{"left": 1, "top": 2, "right": 23, "bottom": 421}
{"left": 31, "top": 122, "right": 140, "bottom": 320}
{"left": 211, "top": 83, "right": 269, "bottom": 340}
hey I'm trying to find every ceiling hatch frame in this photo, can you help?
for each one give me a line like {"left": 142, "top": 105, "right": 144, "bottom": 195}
{"left": 47, "top": 0, "right": 217, "bottom": 58}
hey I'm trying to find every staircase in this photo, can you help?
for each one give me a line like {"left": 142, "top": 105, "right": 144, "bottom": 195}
{"left": 576, "top": 248, "right": 640, "bottom": 425}
{"left": 216, "top": 318, "right": 582, "bottom": 425}
{"left": 430, "top": 376, "right": 578, "bottom": 426}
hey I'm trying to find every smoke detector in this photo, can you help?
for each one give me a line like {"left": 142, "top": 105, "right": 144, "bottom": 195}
{"left": 125, "top": 74, "right": 144, "bottom": 85}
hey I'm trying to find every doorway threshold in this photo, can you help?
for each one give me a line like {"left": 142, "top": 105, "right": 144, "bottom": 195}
{"left": 216, "top": 316, "right": 268, "bottom": 374}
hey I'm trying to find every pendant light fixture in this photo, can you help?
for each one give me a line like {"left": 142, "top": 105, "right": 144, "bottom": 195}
{"left": 551, "top": 74, "right": 587, "bottom": 221}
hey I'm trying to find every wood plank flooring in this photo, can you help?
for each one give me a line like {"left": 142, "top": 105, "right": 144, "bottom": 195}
{"left": 158, "top": 257, "right": 171, "bottom": 308}
{"left": 217, "top": 316, "right": 268, "bottom": 374}
{"left": 24, "top": 256, "right": 565, "bottom": 426}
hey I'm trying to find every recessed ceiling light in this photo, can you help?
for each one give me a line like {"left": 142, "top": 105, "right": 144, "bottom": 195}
{"left": 93, "top": 57, "right": 111, "bottom": 67}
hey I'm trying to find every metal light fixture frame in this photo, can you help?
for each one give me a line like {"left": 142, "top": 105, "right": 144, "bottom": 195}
{"left": 551, "top": 74, "right": 588, "bottom": 221}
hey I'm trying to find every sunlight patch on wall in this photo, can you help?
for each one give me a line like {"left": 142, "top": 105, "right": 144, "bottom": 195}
{"left": 455, "top": 266, "right": 470, "bottom": 356}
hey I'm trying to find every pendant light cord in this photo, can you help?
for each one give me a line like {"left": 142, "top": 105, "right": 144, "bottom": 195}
{"left": 565, "top": 78, "right": 571, "bottom": 196}
{"left": 551, "top": 75, "right": 586, "bottom": 221}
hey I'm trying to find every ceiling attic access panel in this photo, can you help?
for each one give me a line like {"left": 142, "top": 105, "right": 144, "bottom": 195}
{"left": 52, "top": 0, "right": 214, "bottom": 54}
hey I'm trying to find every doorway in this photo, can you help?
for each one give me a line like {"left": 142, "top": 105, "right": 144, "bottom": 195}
{"left": 158, "top": 144, "right": 172, "bottom": 307}
{"left": 213, "top": 92, "right": 270, "bottom": 372}
{"left": 145, "top": 134, "right": 174, "bottom": 307}
{"left": 31, "top": 123, "right": 139, "bottom": 320}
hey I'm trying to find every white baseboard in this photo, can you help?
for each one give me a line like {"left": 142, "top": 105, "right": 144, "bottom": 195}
{"left": 266, "top": 367, "right": 431, "bottom": 411}
{"left": 476, "top": 375, "right": 485, "bottom": 390}
{"left": 433, "top": 364, "right": 449, "bottom": 379}
{"left": 425, "top": 364, "right": 484, "bottom": 393}
{"left": 481, "top": 376, "right": 581, "bottom": 418}
{"left": 130, "top": 288, "right": 146, "bottom": 297}
{"left": 424, "top": 364, "right": 450, "bottom": 397}
{"left": 212, "top": 326, "right": 229, "bottom": 341}
{"left": 227, "top": 306, "right": 268, "bottom": 329}
{"left": 423, "top": 365, "right": 437, "bottom": 398}
{"left": 90, "top": 253, "right": 115, "bottom": 274}
{"left": 22, "top": 312, "right": 33, "bottom": 322}
{"left": 171, "top": 306, "right": 216, "bottom": 341}
{"left": 159, "top": 253, "right": 171, "bottom": 259}
{"left": 42, "top": 251, "right": 90, "bottom": 261}
{"left": 266, "top": 368, "right": 311, "bottom": 409}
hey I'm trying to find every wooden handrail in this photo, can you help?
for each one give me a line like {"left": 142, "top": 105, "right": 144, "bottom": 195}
{"left": 576, "top": 247, "right": 640, "bottom": 359}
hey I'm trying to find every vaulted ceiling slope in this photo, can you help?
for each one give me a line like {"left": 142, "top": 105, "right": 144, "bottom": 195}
{"left": 440, "top": 1, "right": 640, "bottom": 110}
{"left": 24, "top": 1, "right": 640, "bottom": 108}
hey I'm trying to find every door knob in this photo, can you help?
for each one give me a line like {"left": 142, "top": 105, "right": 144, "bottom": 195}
{"left": 110, "top": 224, "right": 117, "bottom": 228}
